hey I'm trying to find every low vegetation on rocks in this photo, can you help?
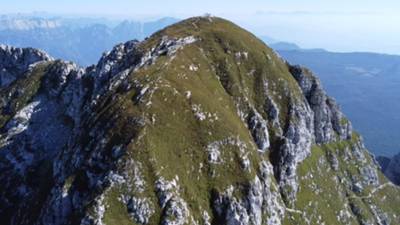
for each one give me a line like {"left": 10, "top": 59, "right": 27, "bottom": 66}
{"left": 0, "top": 16, "right": 399, "bottom": 225}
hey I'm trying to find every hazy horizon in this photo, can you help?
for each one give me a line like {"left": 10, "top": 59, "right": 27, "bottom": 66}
{"left": 1, "top": 0, "right": 400, "bottom": 54}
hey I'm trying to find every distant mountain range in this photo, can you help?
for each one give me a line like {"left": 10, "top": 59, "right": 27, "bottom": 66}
{"left": 0, "top": 16, "right": 179, "bottom": 66}
{"left": 269, "top": 42, "right": 326, "bottom": 53}
{"left": 268, "top": 42, "right": 400, "bottom": 157}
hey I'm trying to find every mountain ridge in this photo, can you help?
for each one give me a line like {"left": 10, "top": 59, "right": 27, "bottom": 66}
{"left": 0, "top": 16, "right": 180, "bottom": 66}
{"left": 0, "top": 16, "right": 399, "bottom": 225}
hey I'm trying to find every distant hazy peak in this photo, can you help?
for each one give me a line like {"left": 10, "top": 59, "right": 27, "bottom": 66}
{"left": 0, "top": 17, "right": 62, "bottom": 31}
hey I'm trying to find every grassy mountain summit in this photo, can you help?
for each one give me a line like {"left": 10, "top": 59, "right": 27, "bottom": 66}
{"left": 0, "top": 16, "right": 399, "bottom": 225}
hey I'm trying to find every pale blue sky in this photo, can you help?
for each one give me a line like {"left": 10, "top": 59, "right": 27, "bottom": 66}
{"left": 1, "top": 0, "right": 400, "bottom": 54}
{"left": 2, "top": 0, "right": 399, "bottom": 15}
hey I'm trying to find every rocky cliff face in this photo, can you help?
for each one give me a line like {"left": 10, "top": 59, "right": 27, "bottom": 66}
{"left": 0, "top": 45, "right": 53, "bottom": 87}
{"left": 0, "top": 16, "right": 399, "bottom": 225}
